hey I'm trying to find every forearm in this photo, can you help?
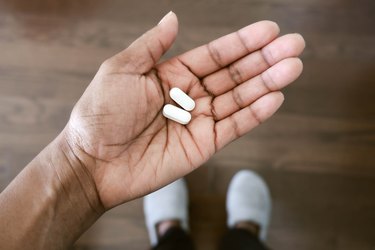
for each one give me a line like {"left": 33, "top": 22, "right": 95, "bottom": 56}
{"left": 0, "top": 130, "right": 104, "bottom": 250}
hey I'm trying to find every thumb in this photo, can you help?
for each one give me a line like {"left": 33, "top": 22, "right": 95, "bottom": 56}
{"left": 108, "top": 11, "right": 178, "bottom": 74}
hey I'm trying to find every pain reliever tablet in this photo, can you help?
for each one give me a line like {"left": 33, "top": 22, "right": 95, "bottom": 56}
{"left": 163, "top": 104, "right": 191, "bottom": 125}
{"left": 169, "top": 87, "right": 195, "bottom": 111}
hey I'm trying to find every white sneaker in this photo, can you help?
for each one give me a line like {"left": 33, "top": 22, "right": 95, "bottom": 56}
{"left": 143, "top": 178, "right": 189, "bottom": 246}
{"left": 226, "top": 170, "right": 272, "bottom": 241}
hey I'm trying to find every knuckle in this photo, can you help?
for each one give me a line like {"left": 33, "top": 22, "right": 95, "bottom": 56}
{"left": 99, "top": 58, "right": 115, "bottom": 72}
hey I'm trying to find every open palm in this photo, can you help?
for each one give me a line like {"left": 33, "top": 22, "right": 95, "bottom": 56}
{"left": 66, "top": 12, "right": 305, "bottom": 209}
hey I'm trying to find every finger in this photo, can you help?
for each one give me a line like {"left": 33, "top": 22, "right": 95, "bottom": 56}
{"left": 178, "top": 20, "right": 280, "bottom": 78}
{"left": 212, "top": 58, "right": 303, "bottom": 120}
{"left": 105, "top": 11, "right": 178, "bottom": 74}
{"left": 203, "top": 33, "right": 305, "bottom": 95}
{"left": 214, "top": 91, "right": 284, "bottom": 150}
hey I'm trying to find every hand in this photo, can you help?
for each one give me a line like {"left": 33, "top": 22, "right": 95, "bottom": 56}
{"left": 65, "top": 12, "right": 305, "bottom": 209}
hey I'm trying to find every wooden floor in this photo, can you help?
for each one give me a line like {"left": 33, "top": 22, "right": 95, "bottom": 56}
{"left": 1, "top": 0, "right": 375, "bottom": 249}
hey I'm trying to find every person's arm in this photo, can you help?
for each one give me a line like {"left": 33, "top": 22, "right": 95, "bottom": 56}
{"left": 0, "top": 12, "right": 305, "bottom": 249}
{"left": 0, "top": 131, "right": 103, "bottom": 249}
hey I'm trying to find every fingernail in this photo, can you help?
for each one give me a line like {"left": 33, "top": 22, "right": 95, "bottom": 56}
{"left": 158, "top": 11, "right": 174, "bottom": 25}
{"left": 280, "top": 92, "right": 285, "bottom": 101}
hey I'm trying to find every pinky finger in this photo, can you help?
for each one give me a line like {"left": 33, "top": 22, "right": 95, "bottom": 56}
{"left": 214, "top": 91, "right": 284, "bottom": 150}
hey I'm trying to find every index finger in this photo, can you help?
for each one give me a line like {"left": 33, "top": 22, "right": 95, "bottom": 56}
{"left": 177, "top": 20, "right": 280, "bottom": 78}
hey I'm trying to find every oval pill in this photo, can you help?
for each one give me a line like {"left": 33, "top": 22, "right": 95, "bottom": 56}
{"left": 162, "top": 104, "right": 192, "bottom": 125}
{"left": 169, "top": 87, "right": 195, "bottom": 111}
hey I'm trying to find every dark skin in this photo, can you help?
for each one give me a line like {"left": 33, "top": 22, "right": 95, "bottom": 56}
{"left": 0, "top": 12, "right": 305, "bottom": 249}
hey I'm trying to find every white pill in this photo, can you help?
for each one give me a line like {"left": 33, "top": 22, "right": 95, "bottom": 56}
{"left": 162, "top": 104, "right": 191, "bottom": 125}
{"left": 169, "top": 87, "right": 195, "bottom": 111}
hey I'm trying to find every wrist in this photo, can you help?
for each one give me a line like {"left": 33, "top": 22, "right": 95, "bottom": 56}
{"left": 42, "top": 128, "right": 105, "bottom": 233}
{"left": 33, "top": 129, "right": 105, "bottom": 247}
{"left": 52, "top": 128, "right": 104, "bottom": 216}
{"left": 29, "top": 129, "right": 105, "bottom": 247}
{"left": 0, "top": 129, "right": 104, "bottom": 249}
